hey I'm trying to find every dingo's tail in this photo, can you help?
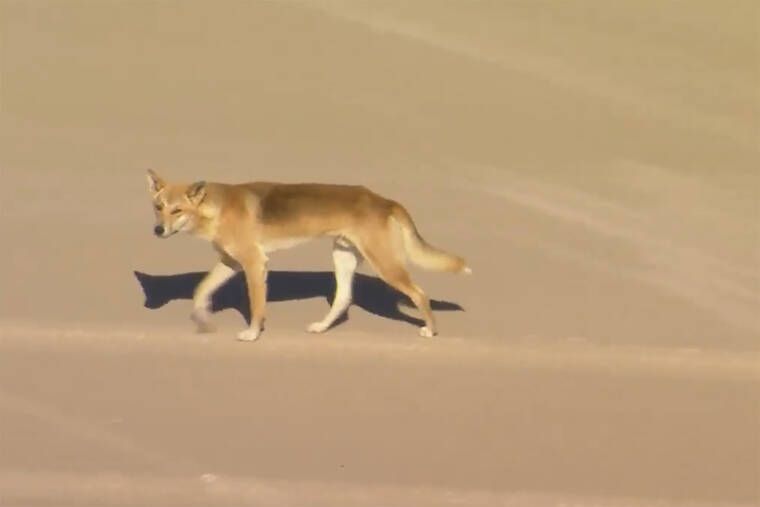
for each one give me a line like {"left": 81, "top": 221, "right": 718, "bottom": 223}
{"left": 390, "top": 204, "right": 472, "bottom": 274}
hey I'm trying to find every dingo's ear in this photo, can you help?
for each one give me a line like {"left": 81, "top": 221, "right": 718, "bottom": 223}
{"left": 186, "top": 180, "right": 207, "bottom": 205}
{"left": 147, "top": 169, "right": 165, "bottom": 194}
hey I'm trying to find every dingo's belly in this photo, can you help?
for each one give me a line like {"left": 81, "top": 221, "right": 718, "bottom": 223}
{"left": 260, "top": 236, "right": 313, "bottom": 253}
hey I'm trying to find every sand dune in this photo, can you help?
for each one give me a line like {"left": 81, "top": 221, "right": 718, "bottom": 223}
{"left": 0, "top": 1, "right": 757, "bottom": 505}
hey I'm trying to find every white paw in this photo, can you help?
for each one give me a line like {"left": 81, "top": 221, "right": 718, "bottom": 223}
{"left": 190, "top": 308, "right": 215, "bottom": 333}
{"left": 237, "top": 327, "right": 261, "bottom": 342}
{"left": 307, "top": 321, "right": 329, "bottom": 334}
{"left": 419, "top": 326, "right": 436, "bottom": 338}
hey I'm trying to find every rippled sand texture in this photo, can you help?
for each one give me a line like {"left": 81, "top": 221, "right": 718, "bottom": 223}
{"left": 0, "top": 1, "right": 757, "bottom": 506}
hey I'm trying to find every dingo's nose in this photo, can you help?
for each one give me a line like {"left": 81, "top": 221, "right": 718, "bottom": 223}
{"left": 154, "top": 225, "right": 165, "bottom": 236}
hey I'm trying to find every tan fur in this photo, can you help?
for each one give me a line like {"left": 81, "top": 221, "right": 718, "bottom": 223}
{"left": 146, "top": 169, "right": 471, "bottom": 340}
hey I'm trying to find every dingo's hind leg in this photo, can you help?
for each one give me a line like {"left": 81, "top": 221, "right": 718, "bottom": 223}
{"left": 307, "top": 237, "right": 362, "bottom": 334}
{"left": 358, "top": 230, "right": 437, "bottom": 337}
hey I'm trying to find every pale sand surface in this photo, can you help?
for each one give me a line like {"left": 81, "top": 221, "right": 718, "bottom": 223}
{"left": 0, "top": 1, "right": 758, "bottom": 506}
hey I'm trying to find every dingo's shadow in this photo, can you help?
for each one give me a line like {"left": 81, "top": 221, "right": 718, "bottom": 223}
{"left": 134, "top": 270, "right": 463, "bottom": 329}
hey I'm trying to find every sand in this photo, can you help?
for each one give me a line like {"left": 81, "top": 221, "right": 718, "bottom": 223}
{"left": 0, "top": 1, "right": 758, "bottom": 505}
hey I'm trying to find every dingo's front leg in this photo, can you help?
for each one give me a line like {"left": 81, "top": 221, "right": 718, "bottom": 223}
{"left": 191, "top": 259, "right": 238, "bottom": 333}
{"left": 237, "top": 252, "right": 268, "bottom": 342}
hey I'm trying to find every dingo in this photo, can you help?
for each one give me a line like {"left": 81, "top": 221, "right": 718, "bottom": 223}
{"left": 146, "top": 169, "right": 471, "bottom": 341}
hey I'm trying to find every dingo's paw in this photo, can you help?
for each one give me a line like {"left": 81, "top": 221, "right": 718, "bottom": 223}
{"left": 237, "top": 327, "right": 261, "bottom": 342}
{"left": 190, "top": 308, "right": 215, "bottom": 333}
{"left": 419, "top": 326, "right": 436, "bottom": 338}
{"left": 307, "top": 321, "right": 329, "bottom": 334}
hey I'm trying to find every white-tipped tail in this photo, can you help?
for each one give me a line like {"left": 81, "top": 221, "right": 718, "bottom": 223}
{"left": 391, "top": 204, "right": 470, "bottom": 274}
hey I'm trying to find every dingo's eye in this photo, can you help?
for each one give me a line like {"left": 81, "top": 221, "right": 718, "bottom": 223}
{"left": 154, "top": 203, "right": 163, "bottom": 211}
{"left": 170, "top": 208, "right": 183, "bottom": 215}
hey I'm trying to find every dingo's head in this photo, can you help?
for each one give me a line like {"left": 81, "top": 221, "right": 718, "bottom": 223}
{"left": 146, "top": 169, "right": 207, "bottom": 238}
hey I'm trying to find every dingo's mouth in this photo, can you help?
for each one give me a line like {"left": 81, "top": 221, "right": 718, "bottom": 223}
{"left": 153, "top": 225, "right": 178, "bottom": 238}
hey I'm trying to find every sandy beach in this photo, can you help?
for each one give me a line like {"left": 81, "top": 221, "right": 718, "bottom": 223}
{"left": 1, "top": 1, "right": 758, "bottom": 505}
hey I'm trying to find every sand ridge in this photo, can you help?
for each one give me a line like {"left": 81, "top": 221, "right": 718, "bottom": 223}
{"left": 0, "top": 1, "right": 757, "bottom": 505}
